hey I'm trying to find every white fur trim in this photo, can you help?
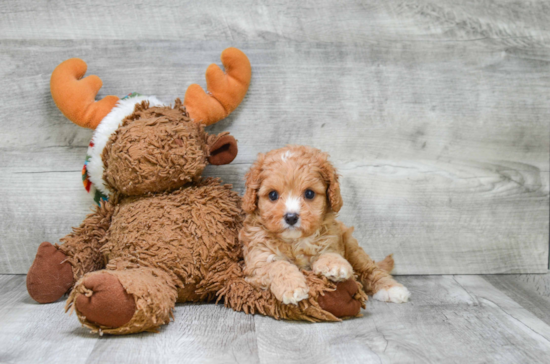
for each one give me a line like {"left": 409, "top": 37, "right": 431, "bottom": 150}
{"left": 87, "top": 96, "right": 165, "bottom": 195}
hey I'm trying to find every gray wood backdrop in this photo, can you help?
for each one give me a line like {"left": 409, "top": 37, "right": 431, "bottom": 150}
{"left": 0, "top": 0, "right": 548, "bottom": 274}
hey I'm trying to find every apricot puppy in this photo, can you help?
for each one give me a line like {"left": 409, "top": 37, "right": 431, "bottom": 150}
{"left": 240, "top": 145, "right": 410, "bottom": 305}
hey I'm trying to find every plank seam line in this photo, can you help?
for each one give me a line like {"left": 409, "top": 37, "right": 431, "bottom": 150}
{"left": 456, "top": 276, "right": 550, "bottom": 344}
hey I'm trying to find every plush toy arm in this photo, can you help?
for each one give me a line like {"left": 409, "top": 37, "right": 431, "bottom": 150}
{"left": 184, "top": 47, "right": 251, "bottom": 126}
{"left": 56, "top": 201, "right": 114, "bottom": 280}
{"left": 27, "top": 201, "right": 114, "bottom": 304}
{"left": 200, "top": 260, "right": 365, "bottom": 322}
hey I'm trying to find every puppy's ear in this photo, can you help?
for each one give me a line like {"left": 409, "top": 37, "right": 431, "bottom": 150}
{"left": 319, "top": 155, "right": 343, "bottom": 213}
{"left": 242, "top": 154, "right": 265, "bottom": 214}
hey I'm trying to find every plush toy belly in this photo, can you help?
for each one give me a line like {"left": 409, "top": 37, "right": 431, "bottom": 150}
{"left": 101, "top": 178, "right": 244, "bottom": 302}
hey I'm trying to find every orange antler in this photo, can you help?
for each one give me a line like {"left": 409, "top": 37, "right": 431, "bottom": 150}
{"left": 50, "top": 59, "right": 119, "bottom": 129}
{"left": 184, "top": 48, "right": 251, "bottom": 126}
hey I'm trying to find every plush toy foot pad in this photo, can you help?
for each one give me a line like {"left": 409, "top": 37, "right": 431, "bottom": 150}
{"left": 75, "top": 272, "right": 136, "bottom": 328}
{"left": 27, "top": 242, "right": 74, "bottom": 303}
{"left": 317, "top": 279, "right": 362, "bottom": 318}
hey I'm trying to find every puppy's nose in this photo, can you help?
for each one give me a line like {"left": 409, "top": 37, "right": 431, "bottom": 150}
{"left": 284, "top": 213, "right": 299, "bottom": 226}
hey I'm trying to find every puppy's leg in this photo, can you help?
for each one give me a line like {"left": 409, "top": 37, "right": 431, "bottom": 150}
{"left": 269, "top": 261, "right": 310, "bottom": 305}
{"left": 312, "top": 252, "right": 353, "bottom": 282}
{"left": 340, "top": 223, "right": 410, "bottom": 303}
{"left": 247, "top": 260, "right": 309, "bottom": 305}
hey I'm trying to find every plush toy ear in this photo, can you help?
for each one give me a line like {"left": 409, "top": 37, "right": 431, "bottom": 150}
{"left": 319, "top": 155, "right": 343, "bottom": 213}
{"left": 242, "top": 154, "right": 265, "bottom": 213}
{"left": 208, "top": 135, "right": 238, "bottom": 165}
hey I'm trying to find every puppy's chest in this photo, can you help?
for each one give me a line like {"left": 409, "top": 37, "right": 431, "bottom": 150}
{"left": 279, "top": 236, "right": 337, "bottom": 269}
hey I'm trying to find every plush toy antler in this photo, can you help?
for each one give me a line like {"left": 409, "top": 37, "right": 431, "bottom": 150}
{"left": 50, "top": 59, "right": 120, "bottom": 129}
{"left": 50, "top": 48, "right": 251, "bottom": 129}
{"left": 184, "top": 47, "right": 251, "bottom": 126}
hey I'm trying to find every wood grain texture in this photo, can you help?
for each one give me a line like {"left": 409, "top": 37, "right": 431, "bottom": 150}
{"left": 1, "top": 0, "right": 549, "bottom": 46}
{"left": 86, "top": 304, "right": 259, "bottom": 364}
{"left": 0, "top": 275, "right": 97, "bottom": 364}
{"left": 0, "top": 275, "right": 259, "bottom": 364}
{"left": 255, "top": 275, "right": 550, "bottom": 364}
{"left": 483, "top": 273, "right": 550, "bottom": 326}
{"left": 3, "top": 274, "right": 550, "bottom": 364}
{"left": 0, "top": 1, "right": 548, "bottom": 274}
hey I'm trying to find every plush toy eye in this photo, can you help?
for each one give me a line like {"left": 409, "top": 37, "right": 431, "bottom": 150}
{"left": 268, "top": 191, "right": 279, "bottom": 201}
{"left": 304, "top": 189, "right": 315, "bottom": 200}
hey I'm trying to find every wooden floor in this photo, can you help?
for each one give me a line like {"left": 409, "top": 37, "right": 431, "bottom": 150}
{"left": 1, "top": 274, "right": 549, "bottom": 364}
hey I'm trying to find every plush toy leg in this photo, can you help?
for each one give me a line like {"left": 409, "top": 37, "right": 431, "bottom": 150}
{"left": 341, "top": 224, "right": 410, "bottom": 303}
{"left": 317, "top": 278, "right": 365, "bottom": 318}
{"left": 27, "top": 242, "right": 74, "bottom": 303}
{"left": 67, "top": 267, "right": 177, "bottom": 335}
{"left": 203, "top": 261, "right": 366, "bottom": 322}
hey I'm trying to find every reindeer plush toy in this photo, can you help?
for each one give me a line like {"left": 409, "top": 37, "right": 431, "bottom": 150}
{"left": 26, "top": 48, "right": 365, "bottom": 335}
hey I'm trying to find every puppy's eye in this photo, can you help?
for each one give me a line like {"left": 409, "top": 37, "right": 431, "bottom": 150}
{"left": 304, "top": 189, "right": 315, "bottom": 200}
{"left": 268, "top": 191, "right": 279, "bottom": 201}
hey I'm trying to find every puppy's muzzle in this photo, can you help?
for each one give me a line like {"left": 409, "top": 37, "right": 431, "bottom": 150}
{"left": 284, "top": 213, "right": 299, "bottom": 226}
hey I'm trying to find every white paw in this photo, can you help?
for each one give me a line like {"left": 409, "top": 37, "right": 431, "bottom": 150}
{"left": 281, "top": 286, "right": 310, "bottom": 305}
{"left": 314, "top": 261, "right": 353, "bottom": 282}
{"left": 373, "top": 286, "right": 411, "bottom": 303}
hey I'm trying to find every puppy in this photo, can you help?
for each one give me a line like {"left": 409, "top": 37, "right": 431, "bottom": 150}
{"left": 240, "top": 145, "right": 410, "bottom": 305}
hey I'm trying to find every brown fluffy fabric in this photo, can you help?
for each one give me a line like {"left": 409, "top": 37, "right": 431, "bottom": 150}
{"left": 57, "top": 200, "right": 114, "bottom": 281}
{"left": 102, "top": 178, "right": 244, "bottom": 301}
{"left": 102, "top": 100, "right": 209, "bottom": 196}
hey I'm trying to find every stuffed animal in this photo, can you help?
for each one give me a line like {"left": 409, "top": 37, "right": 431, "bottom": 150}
{"left": 26, "top": 48, "right": 366, "bottom": 334}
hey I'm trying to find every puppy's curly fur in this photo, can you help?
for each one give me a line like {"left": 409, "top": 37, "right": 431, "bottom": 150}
{"left": 240, "top": 145, "right": 410, "bottom": 305}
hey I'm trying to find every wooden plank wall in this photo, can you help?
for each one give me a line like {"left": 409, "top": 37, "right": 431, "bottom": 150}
{"left": 0, "top": 0, "right": 548, "bottom": 274}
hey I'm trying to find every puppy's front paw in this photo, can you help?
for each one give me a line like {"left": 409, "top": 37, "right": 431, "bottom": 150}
{"left": 271, "top": 279, "right": 310, "bottom": 305}
{"left": 313, "top": 254, "right": 353, "bottom": 282}
{"left": 373, "top": 285, "right": 411, "bottom": 303}
{"left": 281, "top": 285, "right": 310, "bottom": 305}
